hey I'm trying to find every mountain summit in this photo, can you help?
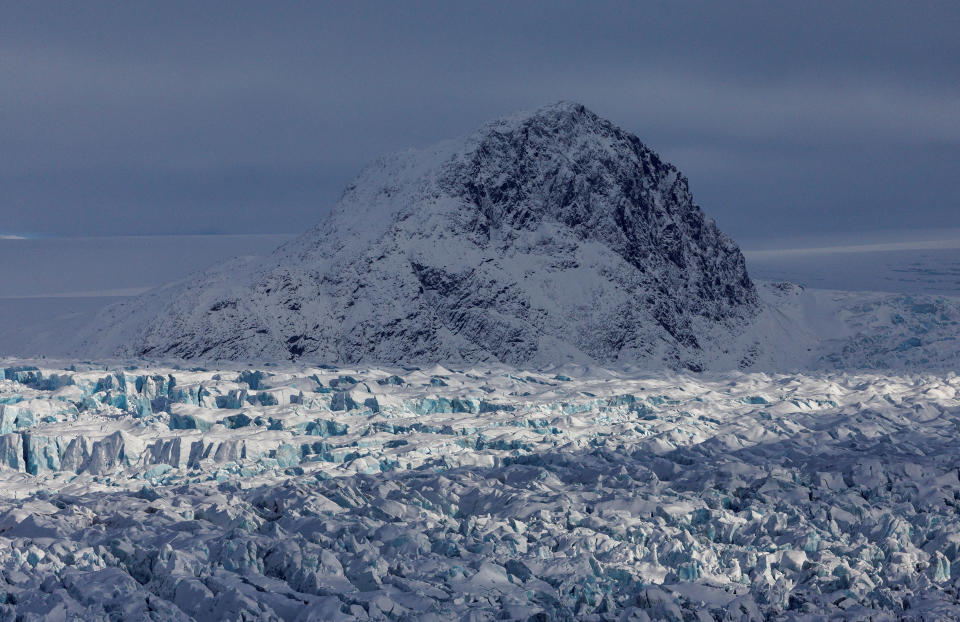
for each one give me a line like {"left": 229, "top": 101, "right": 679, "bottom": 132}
{"left": 80, "top": 102, "right": 758, "bottom": 367}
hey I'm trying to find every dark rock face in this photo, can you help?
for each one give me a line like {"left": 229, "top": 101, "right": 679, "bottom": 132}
{"left": 440, "top": 103, "right": 756, "bottom": 344}
{"left": 79, "top": 102, "right": 758, "bottom": 368}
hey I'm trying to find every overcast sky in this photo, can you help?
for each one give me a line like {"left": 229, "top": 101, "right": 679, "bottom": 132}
{"left": 1, "top": 1, "right": 958, "bottom": 242}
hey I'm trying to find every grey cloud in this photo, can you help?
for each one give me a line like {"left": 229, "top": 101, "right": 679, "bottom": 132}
{"left": 0, "top": 1, "right": 957, "bottom": 239}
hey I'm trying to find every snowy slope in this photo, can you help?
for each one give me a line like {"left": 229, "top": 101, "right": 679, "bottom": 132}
{"left": 75, "top": 102, "right": 758, "bottom": 369}
{"left": 708, "top": 282, "right": 960, "bottom": 372}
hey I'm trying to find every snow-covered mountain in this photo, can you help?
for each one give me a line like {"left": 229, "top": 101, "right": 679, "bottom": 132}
{"left": 77, "top": 102, "right": 758, "bottom": 368}
{"left": 11, "top": 103, "right": 960, "bottom": 621}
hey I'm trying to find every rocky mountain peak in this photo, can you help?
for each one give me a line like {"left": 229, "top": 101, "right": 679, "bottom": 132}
{"left": 442, "top": 101, "right": 756, "bottom": 315}
{"left": 77, "top": 103, "right": 758, "bottom": 369}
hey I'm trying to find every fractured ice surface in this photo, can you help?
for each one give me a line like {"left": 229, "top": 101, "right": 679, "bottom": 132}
{"left": 0, "top": 362, "right": 959, "bottom": 619}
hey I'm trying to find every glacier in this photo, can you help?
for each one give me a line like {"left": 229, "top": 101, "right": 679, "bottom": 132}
{"left": 0, "top": 360, "right": 960, "bottom": 619}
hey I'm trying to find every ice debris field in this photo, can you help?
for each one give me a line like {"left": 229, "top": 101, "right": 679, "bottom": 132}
{"left": 1, "top": 362, "right": 960, "bottom": 620}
